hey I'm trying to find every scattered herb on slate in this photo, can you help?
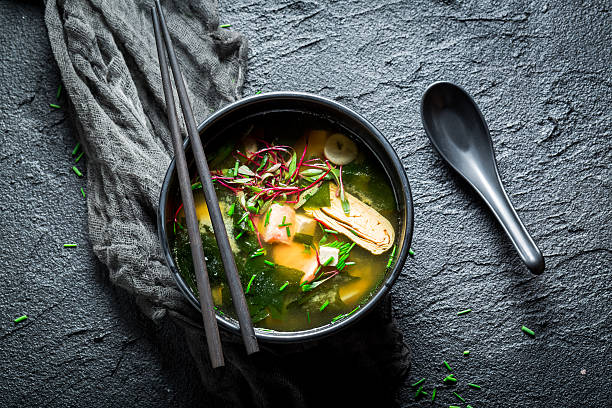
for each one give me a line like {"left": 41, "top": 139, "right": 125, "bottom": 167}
{"left": 14, "top": 315, "right": 28, "bottom": 323}
{"left": 50, "top": 103, "right": 61, "bottom": 109}
{"left": 80, "top": 187, "right": 86, "bottom": 198}
{"left": 64, "top": 243, "right": 77, "bottom": 248}
{"left": 431, "top": 388, "right": 436, "bottom": 402}
{"left": 463, "top": 350, "right": 470, "bottom": 356}
{"left": 457, "top": 308, "right": 472, "bottom": 316}
{"left": 453, "top": 392, "right": 465, "bottom": 402}
{"left": 408, "top": 247, "right": 415, "bottom": 256}
{"left": 468, "top": 383, "right": 481, "bottom": 389}
{"left": 444, "top": 360, "right": 453, "bottom": 371}
{"left": 72, "top": 166, "right": 83, "bottom": 177}
{"left": 411, "top": 378, "right": 426, "bottom": 387}
{"left": 56, "top": 84, "right": 62, "bottom": 99}
{"left": 72, "top": 142, "right": 80, "bottom": 155}
{"left": 219, "top": 24, "right": 231, "bottom": 28}
{"left": 522, "top": 325, "right": 535, "bottom": 336}
{"left": 75, "top": 151, "right": 84, "bottom": 163}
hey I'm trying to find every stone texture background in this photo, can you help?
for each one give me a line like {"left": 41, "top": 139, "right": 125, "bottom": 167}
{"left": 0, "top": 0, "right": 610, "bottom": 406}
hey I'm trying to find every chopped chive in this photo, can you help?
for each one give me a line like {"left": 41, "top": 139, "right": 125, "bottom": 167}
{"left": 233, "top": 160, "right": 239, "bottom": 176}
{"left": 245, "top": 274, "right": 256, "bottom": 293}
{"left": 191, "top": 181, "right": 202, "bottom": 190}
{"left": 72, "top": 166, "right": 83, "bottom": 177}
{"left": 443, "top": 361, "right": 453, "bottom": 371}
{"left": 236, "top": 230, "right": 244, "bottom": 240}
{"left": 319, "top": 300, "right": 329, "bottom": 311}
{"left": 464, "top": 350, "right": 470, "bottom": 356}
{"left": 255, "top": 90, "right": 262, "bottom": 95}
{"left": 279, "top": 281, "right": 289, "bottom": 291}
{"left": 457, "top": 308, "right": 472, "bottom": 316}
{"left": 386, "top": 245, "right": 397, "bottom": 268}
{"left": 228, "top": 203, "right": 235, "bottom": 216}
{"left": 408, "top": 247, "right": 415, "bottom": 256}
{"left": 75, "top": 151, "right": 84, "bottom": 163}
{"left": 521, "top": 325, "right": 535, "bottom": 336}
{"left": 286, "top": 226, "right": 291, "bottom": 237}
{"left": 415, "top": 385, "right": 424, "bottom": 398}
{"left": 237, "top": 212, "right": 249, "bottom": 225}
{"left": 468, "top": 383, "right": 481, "bottom": 389}
{"left": 173, "top": 223, "right": 176, "bottom": 234}
{"left": 63, "top": 243, "right": 77, "bottom": 247}
{"left": 323, "top": 229, "right": 338, "bottom": 234}
{"left": 411, "top": 378, "right": 426, "bottom": 387}
{"left": 431, "top": 388, "right": 436, "bottom": 402}
{"left": 219, "top": 24, "right": 231, "bottom": 28}
{"left": 264, "top": 260, "right": 275, "bottom": 266}
{"left": 307, "top": 311, "right": 310, "bottom": 323}
{"left": 323, "top": 256, "right": 334, "bottom": 266}
{"left": 250, "top": 251, "right": 263, "bottom": 258}
{"left": 346, "top": 306, "right": 360, "bottom": 316}
{"left": 453, "top": 392, "right": 465, "bottom": 402}
{"left": 56, "top": 84, "right": 62, "bottom": 99}
{"left": 80, "top": 187, "right": 86, "bottom": 198}
{"left": 264, "top": 209, "right": 271, "bottom": 226}
{"left": 282, "top": 216, "right": 286, "bottom": 225}
{"left": 14, "top": 315, "right": 28, "bottom": 323}
{"left": 443, "top": 374, "right": 457, "bottom": 383}
{"left": 331, "top": 314, "right": 345, "bottom": 322}
{"left": 50, "top": 103, "right": 61, "bottom": 109}
{"left": 71, "top": 142, "right": 80, "bottom": 155}
{"left": 248, "top": 218, "right": 255, "bottom": 231}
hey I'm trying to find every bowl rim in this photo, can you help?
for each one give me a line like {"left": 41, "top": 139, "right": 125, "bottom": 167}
{"left": 158, "top": 91, "right": 413, "bottom": 343}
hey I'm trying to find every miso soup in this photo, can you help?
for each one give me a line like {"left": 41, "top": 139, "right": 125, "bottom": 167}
{"left": 171, "top": 112, "right": 399, "bottom": 331}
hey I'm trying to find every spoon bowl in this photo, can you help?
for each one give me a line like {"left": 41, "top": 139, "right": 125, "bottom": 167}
{"left": 421, "top": 81, "right": 544, "bottom": 274}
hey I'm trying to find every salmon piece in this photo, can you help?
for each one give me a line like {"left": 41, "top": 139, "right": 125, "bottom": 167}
{"left": 271, "top": 241, "right": 319, "bottom": 284}
{"left": 261, "top": 203, "right": 296, "bottom": 244}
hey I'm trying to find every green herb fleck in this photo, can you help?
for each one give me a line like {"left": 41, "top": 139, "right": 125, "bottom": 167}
{"left": 431, "top": 388, "right": 436, "bottom": 402}
{"left": 457, "top": 308, "right": 472, "bottom": 316}
{"left": 453, "top": 392, "right": 465, "bottom": 402}
{"left": 80, "top": 187, "right": 86, "bottom": 198}
{"left": 264, "top": 260, "right": 275, "bottom": 266}
{"left": 415, "top": 385, "right": 425, "bottom": 398}
{"left": 463, "top": 350, "right": 470, "bottom": 356}
{"left": 75, "top": 151, "right": 84, "bottom": 163}
{"left": 386, "top": 244, "right": 397, "bottom": 268}
{"left": 323, "top": 229, "right": 338, "bottom": 234}
{"left": 322, "top": 256, "right": 334, "bottom": 266}
{"left": 71, "top": 142, "right": 80, "bottom": 156}
{"left": 264, "top": 209, "right": 271, "bottom": 226}
{"left": 286, "top": 226, "right": 291, "bottom": 237}
{"left": 307, "top": 311, "right": 310, "bottom": 323}
{"left": 14, "top": 315, "right": 28, "bottom": 323}
{"left": 63, "top": 243, "right": 77, "bottom": 247}
{"left": 279, "top": 281, "right": 289, "bottom": 291}
{"left": 411, "top": 378, "right": 426, "bottom": 388}
{"left": 319, "top": 300, "right": 329, "bottom": 311}
{"left": 236, "top": 230, "right": 244, "bottom": 240}
{"left": 443, "top": 374, "right": 457, "bottom": 383}
{"left": 468, "top": 383, "right": 481, "bottom": 389}
{"left": 521, "top": 325, "right": 535, "bottom": 336}
{"left": 220, "top": 24, "right": 231, "bottom": 28}
{"left": 255, "top": 90, "right": 262, "bottom": 95}
{"left": 245, "top": 274, "right": 256, "bottom": 294}
{"left": 50, "top": 103, "right": 61, "bottom": 109}
{"left": 56, "top": 84, "right": 62, "bottom": 99}
{"left": 228, "top": 203, "right": 235, "bottom": 216}
{"left": 72, "top": 166, "right": 83, "bottom": 177}
{"left": 443, "top": 361, "right": 452, "bottom": 371}
{"left": 408, "top": 247, "right": 415, "bottom": 256}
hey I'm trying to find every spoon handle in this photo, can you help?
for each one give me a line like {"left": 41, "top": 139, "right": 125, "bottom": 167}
{"left": 477, "top": 178, "right": 545, "bottom": 274}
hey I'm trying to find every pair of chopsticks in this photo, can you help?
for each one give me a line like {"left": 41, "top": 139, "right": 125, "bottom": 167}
{"left": 152, "top": 0, "right": 258, "bottom": 368}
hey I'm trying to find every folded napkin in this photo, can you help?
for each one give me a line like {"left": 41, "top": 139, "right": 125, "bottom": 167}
{"left": 44, "top": 0, "right": 409, "bottom": 406}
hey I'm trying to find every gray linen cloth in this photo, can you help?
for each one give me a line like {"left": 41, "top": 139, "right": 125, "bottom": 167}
{"left": 44, "top": 0, "right": 409, "bottom": 406}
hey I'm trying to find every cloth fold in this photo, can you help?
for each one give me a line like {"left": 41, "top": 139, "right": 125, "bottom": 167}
{"left": 44, "top": 0, "right": 409, "bottom": 406}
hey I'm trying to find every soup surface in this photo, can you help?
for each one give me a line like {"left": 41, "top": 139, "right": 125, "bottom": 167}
{"left": 171, "top": 112, "right": 399, "bottom": 331}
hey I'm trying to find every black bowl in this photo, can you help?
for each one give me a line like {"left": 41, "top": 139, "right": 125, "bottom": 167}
{"left": 158, "top": 92, "right": 413, "bottom": 343}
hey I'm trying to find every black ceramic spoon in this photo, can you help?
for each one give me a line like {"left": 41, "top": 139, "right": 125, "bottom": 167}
{"left": 421, "top": 81, "right": 545, "bottom": 274}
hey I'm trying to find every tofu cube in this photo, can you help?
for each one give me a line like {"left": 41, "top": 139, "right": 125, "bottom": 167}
{"left": 318, "top": 246, "right": 339, "bottom": 267}
{"left": 295, "top": 214, "right": 317, "bottom": 236}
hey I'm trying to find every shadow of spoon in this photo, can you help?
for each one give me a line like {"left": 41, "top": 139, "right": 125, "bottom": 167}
{"left": 421, "top": 81, "right": 545, "bottom": 274}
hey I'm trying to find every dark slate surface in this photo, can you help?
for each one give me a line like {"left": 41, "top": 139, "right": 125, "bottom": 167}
{"left": 1, "top": 0, "right": 610, "bottom": 407}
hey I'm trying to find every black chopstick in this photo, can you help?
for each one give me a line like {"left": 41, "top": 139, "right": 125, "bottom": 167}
{"left": 152, "top": 8, "right": 224, "bottom": 368}
{"left": 153, "top": 1, "right": 259, "bottom": 355}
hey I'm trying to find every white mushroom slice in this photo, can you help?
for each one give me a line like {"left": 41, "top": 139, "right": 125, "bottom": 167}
{"left": 304, "top": 184, "right": 394, "bottom": 255}
{"left": 323, "top": 133, "right": 358, "bottom": 165}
